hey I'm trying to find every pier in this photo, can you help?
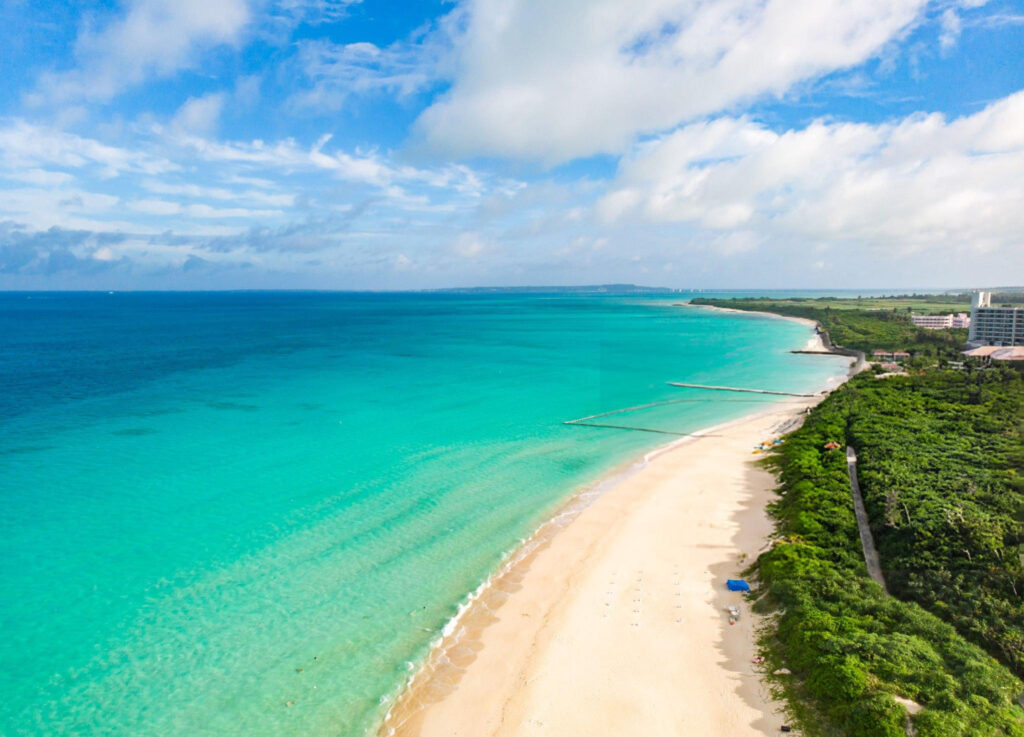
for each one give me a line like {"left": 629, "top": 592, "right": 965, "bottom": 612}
{"left": 563, "top": 389, "right": 805, "bottom": 436}
{"left": 563, "top": 422, "right": 693, "bottom": 437}
{"left": 666, "top": 382, "right": 818, "bottom": 398}
{"left": 563, "top": 398, "right": 722, "bottom": 436}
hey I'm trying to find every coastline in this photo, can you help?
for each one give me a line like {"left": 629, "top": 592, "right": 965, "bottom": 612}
{"left": 680, "top": 302, "right": 869, "bottom": 372}
{"left": 376, "top": 320, "right": 852, "bottom": 737}
{"left": 674, "top": 299, "right": 818, "bottom": 327}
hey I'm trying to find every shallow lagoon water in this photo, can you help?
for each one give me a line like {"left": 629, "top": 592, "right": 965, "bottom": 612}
{"left": 0, "top": 292, "right": 848, "bottom": 736}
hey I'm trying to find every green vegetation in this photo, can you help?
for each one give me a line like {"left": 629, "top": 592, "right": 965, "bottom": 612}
{"left": 695, "top": 294, "right": 970, "bottom": 313}
{"left": 692, "top": 291, "right": 1024, "bottom": 314}
{"left": 691, "top": 297, "right": 968, "bottom": 357}
{"left": 694, "top": 293, "right": 1024, "bottom": 734}
{"left": 848, "top": 368, "right": 1024, "bottom": 676}
{"left": 756, "top": 370, "right": 1024, "bottom": 736}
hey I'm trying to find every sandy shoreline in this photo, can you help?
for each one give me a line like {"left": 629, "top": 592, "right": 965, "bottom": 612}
{"left": 379, "top": 411, "right": 837, "bottom": 736}
{"left": 378, "top": 311, "right": 848, "bottom": 737}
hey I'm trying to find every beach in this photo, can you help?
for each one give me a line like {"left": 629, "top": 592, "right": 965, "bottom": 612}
{"left": 381, "top": 391, "right": 832, "bottom": 737}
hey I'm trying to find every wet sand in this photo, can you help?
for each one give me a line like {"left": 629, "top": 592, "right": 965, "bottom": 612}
{"left": 379, "top": 396, "right": 827, "bottom": 737}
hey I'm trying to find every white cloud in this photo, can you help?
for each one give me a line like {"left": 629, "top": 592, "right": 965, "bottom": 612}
{"left": 187, "top": 203, "right": 282, "bottom": 219}
{"left": 598, "top": 90, "right": 1024, "bottom": 257}
{"left": 34, "top": 0, "right": 251, "bottom": 103}
{"left": 226, "top": 175, "right": 279, "bottom": 189}
{"left": 272, "top": 0, "right": 361, "bottom": 26}
{"left": 141, "top": 179, "right": 295, "bottom": 207}
{"left": 450, "top": 232, "right": 488, "bottom": 258}
{"left": 129, "top": 199, "right": 183, "bottom": 216}
{"left": 0, "top": 115, "right": 513, "bottom": 274}
{"left": 392, "top": 253, "right": 414, "bottom": 270}
{"left": 0, "top": 120, "right": 176, "bottom": 175}
{"left": 233, "top": 75, "right": 263, "bottom": 107}
{"left": 2, "top": 168, "right": 76, "bottom": 186}
{"left": 0, "top": 187, "right": 137, "bottom": 233}
{"left": 171, "top": 129, "right": 493, "bottom": 200}
{"left": 290, "top": 39, "right": 437, "bottom": 111}
{"left": 172, "top": 93, "right": 226, "bottom": 136}
{"left": 128, "top": 199, "right": 282, "bottom": 219}
{"left": 287, "top": 9, "right": 459, "bottom": 111}
{"left": 939, "top": 8, "right": 962, "bottom": 50}
{"left": 415, "top": 0, "right": 929, "bottom": 163}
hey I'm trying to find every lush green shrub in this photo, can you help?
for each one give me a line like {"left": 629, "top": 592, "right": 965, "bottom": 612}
{"left": 755, "top": 374, "right": 1024, "bottom": 736}
{"left": 845, "top": 369, "right": 1024, "bottom": 675}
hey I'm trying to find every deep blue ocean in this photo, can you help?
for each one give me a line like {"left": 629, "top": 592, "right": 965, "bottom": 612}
{"left": 0, "top": 291, "right": 849, "bottom": 737}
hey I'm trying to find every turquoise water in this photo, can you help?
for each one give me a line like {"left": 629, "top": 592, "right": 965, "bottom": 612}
{"left": 0, "top": 292, "right": 848, "bottom": 737}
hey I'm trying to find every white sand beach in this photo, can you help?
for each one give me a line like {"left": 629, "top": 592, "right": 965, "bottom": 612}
{"left": 381, "top": 394, "right": 832, "bottom": 737}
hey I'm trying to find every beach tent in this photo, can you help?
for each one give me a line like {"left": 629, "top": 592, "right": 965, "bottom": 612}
{"left": 726, "top": 579, "right": 751, "bottom": 592}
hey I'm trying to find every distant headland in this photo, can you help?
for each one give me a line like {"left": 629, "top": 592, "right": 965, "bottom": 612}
{"left": 422, "top": 283, "right": 682, "bottom": 294}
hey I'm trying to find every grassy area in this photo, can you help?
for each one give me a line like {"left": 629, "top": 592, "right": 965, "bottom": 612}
{"left": 755, "top": 370, "right": 1024, "bottom": 737}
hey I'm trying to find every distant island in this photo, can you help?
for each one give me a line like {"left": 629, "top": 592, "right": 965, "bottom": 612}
{"left": 424, "top": 283, "right": 681, "bottom": 294}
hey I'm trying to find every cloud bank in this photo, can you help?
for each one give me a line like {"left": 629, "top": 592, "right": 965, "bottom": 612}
{"left": 3, "top": 0, "right": 1023, "bottom": 288}
{"left": 415, "top": 0, "right": 929, "bottom": 162}
{"left": 599, "top": 90, "right": 1024, "bottom": 257}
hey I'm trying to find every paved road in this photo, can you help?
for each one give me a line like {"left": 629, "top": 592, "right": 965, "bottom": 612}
{"left": 846, "top": 447, "right": 888, "bottom": 592}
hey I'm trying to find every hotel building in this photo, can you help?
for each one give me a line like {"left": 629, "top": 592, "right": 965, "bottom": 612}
{"left": 968, "top": 291, "right": 1024, "bottom": 347}
{"left": 911, "top": 313, "right": 970, "bottom": 330}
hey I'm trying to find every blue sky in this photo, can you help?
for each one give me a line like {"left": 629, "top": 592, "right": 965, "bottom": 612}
{"left": 1, "top": 0, "right": 1023, "bottom": 289}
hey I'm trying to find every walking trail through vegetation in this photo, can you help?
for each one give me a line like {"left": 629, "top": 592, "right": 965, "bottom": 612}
{"left": 846, "top": 446, "right": 888, "bottom": 592}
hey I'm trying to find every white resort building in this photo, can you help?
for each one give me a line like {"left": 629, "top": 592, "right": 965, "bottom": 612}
{"left": 966, "top": 291, "right": 1024, "bottom": 348}
{"left": 911, "top": 313, "right": 971, "bottom": 330}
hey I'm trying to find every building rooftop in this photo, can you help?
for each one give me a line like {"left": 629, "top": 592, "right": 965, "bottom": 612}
{"left": 962, "top": 345, "right": 1024, "bottom": 361}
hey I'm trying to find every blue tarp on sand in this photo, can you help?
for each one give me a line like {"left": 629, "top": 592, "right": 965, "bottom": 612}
{"left": 726, "top": 579, "right": 751, "bottom": 592}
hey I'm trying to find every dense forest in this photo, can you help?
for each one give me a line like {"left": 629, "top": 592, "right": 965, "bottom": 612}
{"left": 756, "top": 369, "right": 1024, "bottom": 736}
{"left": 691, "top": 298, "right": 968, "bottom": 356}
{"left": 848, "top": 369, "right": 1024, "bottom": 675}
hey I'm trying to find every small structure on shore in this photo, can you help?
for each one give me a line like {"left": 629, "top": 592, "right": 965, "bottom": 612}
{"left": 726, "top": 579, "right": 751, "bottom": 592}
{"left": 872, "top": 350, "right": 911, "bottom": 362}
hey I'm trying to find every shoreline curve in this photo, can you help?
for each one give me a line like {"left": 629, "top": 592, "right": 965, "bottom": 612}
{"left": 375, "top": 318, "right": 851, "bottom": 737}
